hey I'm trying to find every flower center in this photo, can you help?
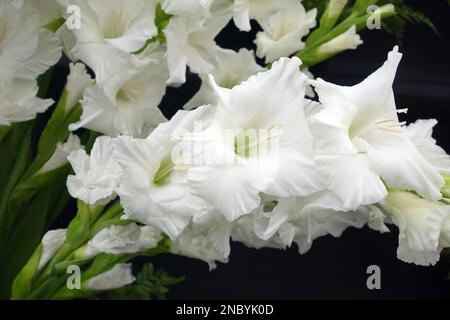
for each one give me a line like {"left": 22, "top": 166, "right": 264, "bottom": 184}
{"left": 272, "top": 20, "right": 296, "bottom": 40}
{"left": 220, "top": 73, "right": 241, "bottom": 89}
{"left": 153, "top": 155, "right": 175, "bottom": 186}
{"left": 233, "top": 124, "right": 281, "bottom": 159}
{"left": 103, "top": 9, "right": 127, "bottom": 39}
{"left": 116, "top": 88, "right": 142, "bottom": 103}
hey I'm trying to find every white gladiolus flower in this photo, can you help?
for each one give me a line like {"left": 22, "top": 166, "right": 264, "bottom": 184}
{"left": 171, "top": 211, "right": 232, "bottom": 269}
{"left": 186, "top": 57, "right": 324, "bottom": 222}
{"left": 58, "top": 0, "right": 158, "bottom": 82}
{"left": 39, "top": 134, "right": 83, "bottom": 174}
{"left": 404, "top": 119, "right": 450, "bottom": 175}
{"left": 255, "top": 5, "right": 317, "bottom": 63}
{"left": 38, "top": 229, "right": 67, "bottom": 270}
{"left": 382, "top": 190, "right": 450, "bottom": 266}
{"left": 0, "top": 0, "right": 61, "bottom": 126}
{"left": 70, "top": 44, "right": 168, "bottom": 138}
{"left": 232, "top": 0, "right": 300, "bottom": 32}
{"left": 184, "top": 48, "right": 265, "bottom": 109}
{"left": 67, "top": 136, "right": 122, "bottom": 206}
{"left": 0, "top": 0, "right": 61, "bottom": 85}
{"left": 86, "top": 263, "right": 135, "bottom": 290}
{"left": 308, "top": 47, "right": 444, "bottom": 210}
{"left": 165, "top": 1, "right": 232, "bottom": 84}
{"left": 113, "top": 105, "right": 214, "bottom": 240}
{"left": 65, "top": 63, "right": 94, "bottom": 112}
{"left": 85, "top": 223, "right": 162, "bottom": 257}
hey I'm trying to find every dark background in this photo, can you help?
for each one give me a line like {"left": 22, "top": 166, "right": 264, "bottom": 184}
{"left": 50, "top": 1, "right": 450, "bottom": 299}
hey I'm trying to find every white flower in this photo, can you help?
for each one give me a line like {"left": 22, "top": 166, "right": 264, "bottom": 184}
{"left": 38, "top": 229, "right": 67, "bottom": 270}
{"left": 255, "top": 5, "right": 317, "bottom": 63}
{"left": 65, "top": 63, "right": 94, "bottom": 112}
{"left": 171, "top": 211, "right": 232, "bottom": 269}
{"left": 85, "top": 223, "right": 162, "bottom": 257}
{"left": 58, "top": 0, "right": 157, "bottom": 82}
{"left": 186, "top": 57, "right": 324, "bottom": 222}
{"left": 67, "top": 136, "right": 122, "bottom": 206}
{"left": 382, "top": 190, "right": 450, "bottom": 266}
{"left": 184, "top": 48, "right": 265, "bottom": 109}
{"left": 232, "top": 0, "right": 300, "bottom": 32}
{"left": 70, "top": 43, "right": 168, "bottom": 138}
{"left": 404, "top": 119, "right": 450, "bottom": 175}
{"left": 165, "top": 1, "right": 232, "bottom": 84}
{"left": 308, "top": 47, "right": 444, "bottom": 210}
{"left": 0, "top": 0, "right": 61, "bottom": 126}
{"left": 40, "top": 134, "right": 83, "bottom": 174}
{"left": 113, "top": 105, "right": 214, "bottom": 239}
{"left": 0, "top": 0, "right": 62, "bottom": 85}
{"left": 86, "top": 263, "right": 135, "bottom": 290}
{"left": 315, "top": 25, "right": 363, "bottom": 57}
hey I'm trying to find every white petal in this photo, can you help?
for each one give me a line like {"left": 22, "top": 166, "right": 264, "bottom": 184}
{"left": 38, "top": 229, "right": 67, "bottom": 270}
{"left": 316, "top": 153, "right": 387, "bottom": 210}
{"left": 404, "top": 119, "right": 450, "bottom": 175}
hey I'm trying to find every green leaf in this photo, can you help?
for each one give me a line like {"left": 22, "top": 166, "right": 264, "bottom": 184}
{"left": 0, "top": 126, "right": 11, "bottom": 145}
{"left": 11, "top": 245, "right": 43, "bottom": 300}
{"left": 0, "top": 123, "right": 34, "bottom": 286}
{"left": 3, "top": 189, "right": 52, "bottom": 299}
{"left": 65, "top": 201, "right": 99, "bottom": 249}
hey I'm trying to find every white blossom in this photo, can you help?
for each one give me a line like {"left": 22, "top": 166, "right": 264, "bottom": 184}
{"left": 308, "top": 47, "right": 444, "bottom": 210}
{"left": 67, "top": 136, "right": 122, "bottom": 206}
{"left": 185, "top": 57, "right": 324, "bottom": 222}
{"left": 164, "top": 0, "right": 232, "bottom": 84}
{"left": 255, "top": 5, "right": 317, "bottom": 63}
{"left": 382, "top": 190, "right": 450, "bottom": 266}
{"left": 70, "top": 44, "right": 168, "bottom": 138}
{"left": 0, "top": 0, "right": 61, "bottom": 126}
{"left": 113, "top": 105, "right": 214, "bottom": 239}
{"left": 58, "top": 0, "right": 157, "bottom": 82}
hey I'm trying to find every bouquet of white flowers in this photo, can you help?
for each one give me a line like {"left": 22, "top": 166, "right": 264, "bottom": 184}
{"left": 0, "top": 0, "right": 448, "bottom": 300}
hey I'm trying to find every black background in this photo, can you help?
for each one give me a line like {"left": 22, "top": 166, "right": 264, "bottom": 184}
{"left": 49, "top": 1, "right": 450, "bottom": 299}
